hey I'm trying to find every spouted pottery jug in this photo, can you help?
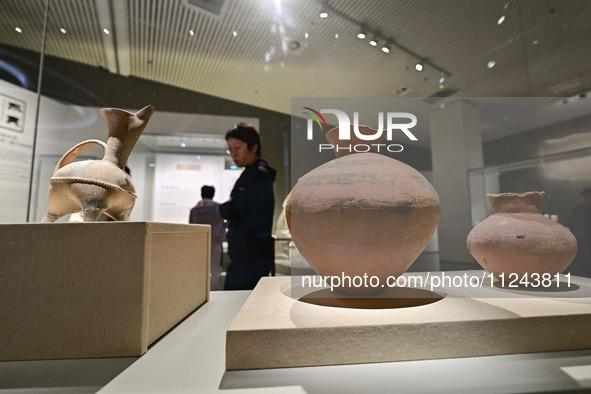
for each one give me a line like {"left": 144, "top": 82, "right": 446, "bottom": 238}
{"left": 42, "top": 105, "right": 154, "bottom": 222}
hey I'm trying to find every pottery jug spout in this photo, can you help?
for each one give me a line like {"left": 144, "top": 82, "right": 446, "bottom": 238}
{"left": 101, "top": 105, "right": 155, "bottom": 168}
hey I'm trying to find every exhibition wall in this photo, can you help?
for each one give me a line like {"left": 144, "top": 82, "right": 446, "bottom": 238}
{"left": 0, "top": 78, "right": 250, "bottom": 224}
{"left": 0, "top": 44, "right": 295, "bottom": 225}
{"left": 0, "top": 79, "right": 37, "bottom": 223}
{"left": 152, "top": 153, "right": 242, "bottom": 223}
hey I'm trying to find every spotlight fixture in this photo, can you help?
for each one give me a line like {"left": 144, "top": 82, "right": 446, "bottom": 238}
{"left": 103, "top": 28, "right": 110, "bottom": 35}
{"left": 497, "top": 15, "right": 506, "bottom": 25}
{"left": 15, "top": 27, "right": 22, "bottom": 33}
{"left": 60, "top": 28, "right": 67, "bottom": 34}
{"left": 189, "top": 29, "right": 195, "bottom": 36}
{"left": 319, "top": 11, "right": 328, "bottom": 19}
{"left": 487, "top": 60, "right": 496, "bottom": 69}
{"left": 350, "top": 21, "right": 449, "bottom": 78}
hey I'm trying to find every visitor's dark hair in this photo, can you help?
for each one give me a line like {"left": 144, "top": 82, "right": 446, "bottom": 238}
{"left": 201, "top": 185, "right": 215, "bottom": 199}
{"left": 225, "top": 123, "right": 261, "bottom": 157}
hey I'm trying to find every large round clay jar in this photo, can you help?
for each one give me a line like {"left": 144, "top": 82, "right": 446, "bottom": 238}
{"left": 287, "top": 128, "right": 440, "bottom": 294}
{"left": 466, "top": 191, "right": 577, "bottom": 279}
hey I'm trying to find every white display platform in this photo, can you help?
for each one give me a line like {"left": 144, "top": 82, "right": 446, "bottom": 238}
{"left": 0, "top": 222, "right": 210, "bottom": 361}
{"left": 3, "top": 287, "right": 591, "bottom": 393}
{"left": 227, "top": 272, "right": 591, "bottom": 370}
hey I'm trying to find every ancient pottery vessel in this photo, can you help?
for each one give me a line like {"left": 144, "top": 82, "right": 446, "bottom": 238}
{"left": 287, "top": 125, "right": 440, "bottom": 294}
{"left": 42, "top": 105, "right": 155, "bottom": 222}
{"left": 466, "top": 191, "right": 577, "bottom": 279}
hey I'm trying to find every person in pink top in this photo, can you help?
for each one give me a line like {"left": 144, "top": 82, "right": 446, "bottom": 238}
{"left": 189, "top": 185, "right": 227, "bottom": 290}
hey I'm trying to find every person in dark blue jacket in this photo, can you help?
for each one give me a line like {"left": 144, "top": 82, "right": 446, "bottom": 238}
{"left": 220, "top": 123, "right": 276, "bottom": 290}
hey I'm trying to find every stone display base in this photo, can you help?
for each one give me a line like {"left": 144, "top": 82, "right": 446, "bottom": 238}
{"left": 0, "top": 222, "right": 210, "bottom": 361}
{"left": 226, "top": 272, "right": 591, "bottom": 370}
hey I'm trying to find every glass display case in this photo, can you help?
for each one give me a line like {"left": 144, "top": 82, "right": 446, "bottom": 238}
{"left": 3, "top": 1, "right": 591, "bottom": 392}
{"left": 1, "top": 0, "right": 591, "bottom": 269}
{"left": 469, "top": 147, "right": 591, "bottom": 227}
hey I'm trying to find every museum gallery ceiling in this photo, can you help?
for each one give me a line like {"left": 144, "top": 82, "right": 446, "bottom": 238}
{"left": 1, "top": 0, "right": 590, "bottom": 145}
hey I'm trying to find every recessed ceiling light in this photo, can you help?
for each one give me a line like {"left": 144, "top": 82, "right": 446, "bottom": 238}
{"left": 369, "top": 38, "right": 378, "bottom": 46}
{"left": 497, "top": 15, "right": 506, "bottom": 25}
{"left": 180, "top": 142, "right": 187, "bottom": 148}
{"left": 319, "top": 11, "right": 328, "bottom": 19}
{"left": 232, "top": 30, "right": 237, "bottom": 37}
{"left": 15, "top": 27, "right": 22, "bottom": 33}
{"left": 357, "top": 31, "right": 366, "bottom": 39}
{"left": 60, "top": 28, "right": 67, "bottom": 34}
{"left": 532, "top": 40, "right": 539, "bottom": 45}
{"left": 189, "top": 29, "right": 195, "bottom": 36}
{"left": 103, "top": 28, "right": 110, "bottom": 35}
{"left": 381, "top": 45, "right": 390, "bottom": 53}
{"left": 487, "top": 60, "right": 496, "bottom": 69}
{"left": 415, "top": 63, "right": 423, "bottom": 72}
{"left": 305, "top": 32, "right": 309, "bottom": 39}
{"left": 335, "top": 33, "right": 339, "bottom": 39}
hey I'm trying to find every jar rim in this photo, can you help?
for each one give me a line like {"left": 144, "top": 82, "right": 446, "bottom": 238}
{"left": 486, "top": 191, "right": 544, "bottom": 214}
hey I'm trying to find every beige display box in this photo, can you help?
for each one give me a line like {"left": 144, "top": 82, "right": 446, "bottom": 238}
{"left": 226, "top": 273, "right": 591, "bottom": 370}
{"left": 0, "top": 222, "right": 210, "bottom": 361}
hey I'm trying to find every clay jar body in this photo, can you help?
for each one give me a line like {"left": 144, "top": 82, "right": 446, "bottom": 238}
{"left": 287, "top": 126, "right": 440, "bottom": 294}
{"left": 466, "top": 192, "right": 577, "bottom": 279}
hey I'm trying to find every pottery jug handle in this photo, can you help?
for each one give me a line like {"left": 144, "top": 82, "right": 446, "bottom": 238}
{"left": 53, "top": 139, "right": 108, "bottom": 175}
